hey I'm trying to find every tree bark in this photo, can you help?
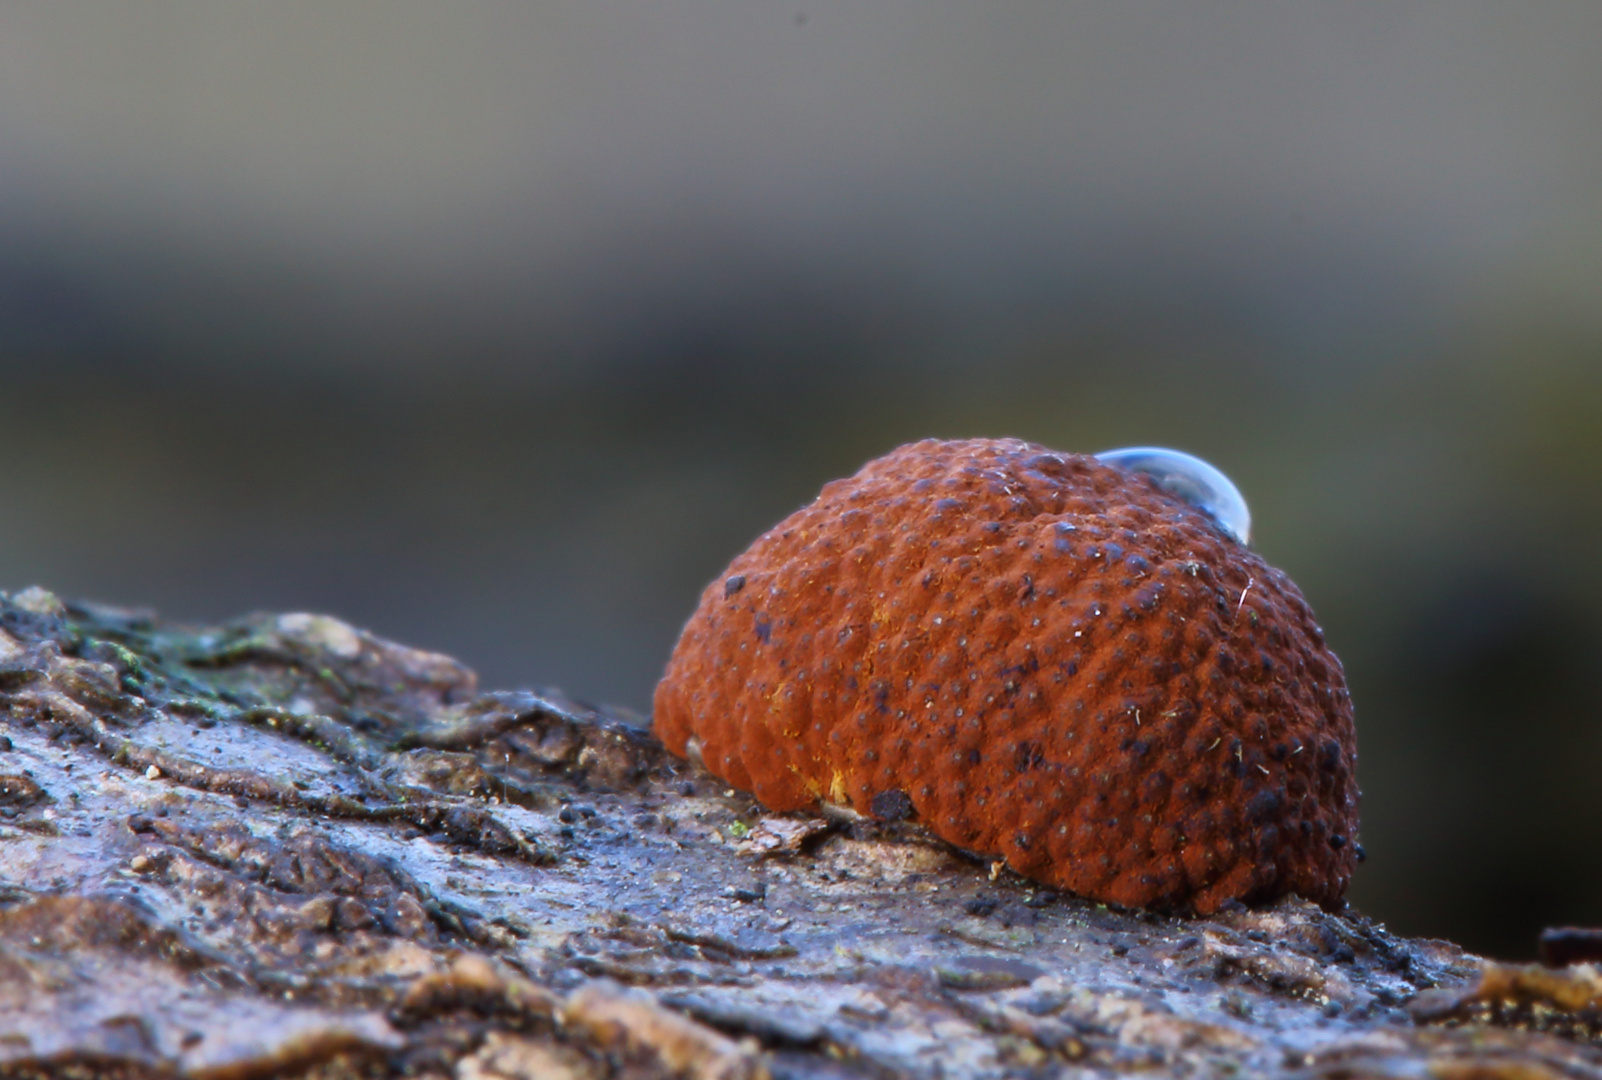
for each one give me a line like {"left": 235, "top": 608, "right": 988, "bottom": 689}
{"left": 0, "top": 587, "right": 1595, "bottom": 1079}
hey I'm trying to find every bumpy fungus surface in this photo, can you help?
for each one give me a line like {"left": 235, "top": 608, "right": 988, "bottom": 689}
{"left": 654, "top": 438, "right": 1359, "bottom": 913}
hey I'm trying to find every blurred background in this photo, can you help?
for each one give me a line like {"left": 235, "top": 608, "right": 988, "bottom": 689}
{"left": 1, "top": 3, "right": 1599, "bottom": 959}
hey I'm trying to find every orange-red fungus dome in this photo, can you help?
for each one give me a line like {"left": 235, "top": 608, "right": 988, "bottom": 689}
{"left": 653, "top": 438, "right": 1358, "bottom": 913}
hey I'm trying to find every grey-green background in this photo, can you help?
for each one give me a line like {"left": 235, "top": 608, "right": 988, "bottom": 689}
{"left": 2, "top": 4, "right": 1599, "bottom": 959}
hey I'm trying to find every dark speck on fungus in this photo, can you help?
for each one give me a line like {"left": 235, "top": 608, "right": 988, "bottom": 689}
{"left": 653, "top": 438, "right": 1359, "bottom": 913}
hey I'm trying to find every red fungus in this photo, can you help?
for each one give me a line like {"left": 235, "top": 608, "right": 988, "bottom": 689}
{"left": 653, "top": 438, "right": 1358, "bottom": 913}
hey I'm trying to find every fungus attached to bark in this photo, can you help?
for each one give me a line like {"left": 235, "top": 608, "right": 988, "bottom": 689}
{"left": 653, "top": 438, "right": 1358, "bottom": 913}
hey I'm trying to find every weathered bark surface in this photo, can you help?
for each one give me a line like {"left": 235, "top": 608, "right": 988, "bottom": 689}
{"left": 0, "top": 586, "right": 1597, "bottom": 1079}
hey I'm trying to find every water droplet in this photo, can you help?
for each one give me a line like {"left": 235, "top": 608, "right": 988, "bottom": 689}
{"left": 1094, "top": 446, "right": 1251, "bottom": 544}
